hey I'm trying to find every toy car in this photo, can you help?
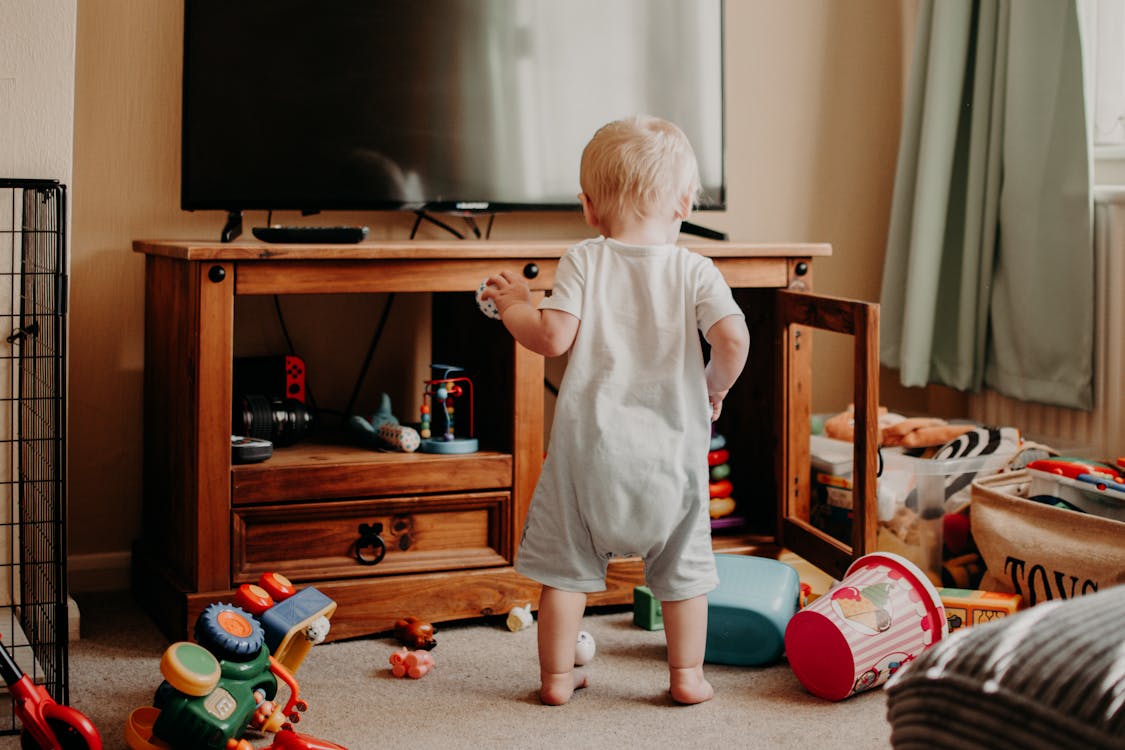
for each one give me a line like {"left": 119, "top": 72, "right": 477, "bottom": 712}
{"left": 125, "top": 603, "right": 308, "bottom": 750}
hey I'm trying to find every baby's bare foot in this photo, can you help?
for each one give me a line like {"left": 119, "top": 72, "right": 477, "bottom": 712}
{"left": 669, "top": 666, "right": 714, "bottom": 705}
{"left": 539, "top": 668, "right": 589, "bottom": 706}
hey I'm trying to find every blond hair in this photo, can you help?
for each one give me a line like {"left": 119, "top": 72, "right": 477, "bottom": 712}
{"left": 579, "top": 115, "right": 702, "bottom": 223}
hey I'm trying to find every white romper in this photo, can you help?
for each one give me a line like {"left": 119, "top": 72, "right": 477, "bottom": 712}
{"left": 515, "top": 236, "right": 745, "bottom": 602}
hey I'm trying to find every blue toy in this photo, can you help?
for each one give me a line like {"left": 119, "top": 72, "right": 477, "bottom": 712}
{"left": 705, "top": 554, "right": 801, "bottom": 666}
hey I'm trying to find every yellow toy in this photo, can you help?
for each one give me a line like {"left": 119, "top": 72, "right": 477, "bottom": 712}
{"left": 938, "top": 588, "right": 1022, "bottom": 632}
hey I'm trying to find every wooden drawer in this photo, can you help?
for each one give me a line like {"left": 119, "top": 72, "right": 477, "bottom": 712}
{"left": 232, "top": 491, "right": 510, "bottom": 584}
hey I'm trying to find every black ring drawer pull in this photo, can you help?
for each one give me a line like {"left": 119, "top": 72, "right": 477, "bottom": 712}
{"left": 355, "top": 522, "right": 387, "bottom": 566}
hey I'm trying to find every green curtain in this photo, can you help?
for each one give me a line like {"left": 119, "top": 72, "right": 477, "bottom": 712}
{"left": 880, "top": 0, "right": 1093, "bottom": 409}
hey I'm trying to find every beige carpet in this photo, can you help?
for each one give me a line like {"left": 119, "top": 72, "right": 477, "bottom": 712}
{"left": 0, "top": 592, "right": 892, "bottom": 749}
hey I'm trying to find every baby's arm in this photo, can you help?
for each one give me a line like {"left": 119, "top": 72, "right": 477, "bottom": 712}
{"left": 482, "top": 271, "right": 579, "bottom": 357}
{"left": 704, "top": 314, "right": 750, "bottom": 421}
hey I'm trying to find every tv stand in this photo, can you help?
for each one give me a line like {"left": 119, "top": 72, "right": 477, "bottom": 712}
{"left": 130, "top": 238, "right": 878, "bottom": 642}
{"left": 681, "top": 220, "right": 728, "bottom": 241}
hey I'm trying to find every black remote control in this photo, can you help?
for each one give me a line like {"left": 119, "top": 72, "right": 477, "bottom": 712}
{"left": 252, "top": 225, "right": 369, "bottom": 244}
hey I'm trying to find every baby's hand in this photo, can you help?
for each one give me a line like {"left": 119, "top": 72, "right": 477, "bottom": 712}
{"left": 708, "top": 391, "right": 727, "bottom": 422}
{"left": 481, "top": 271, "right": 532, "bottom": 318}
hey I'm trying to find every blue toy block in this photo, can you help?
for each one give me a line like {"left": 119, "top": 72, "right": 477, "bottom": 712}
{"left": 705, "top": 554, "right": 801, "bottom": 666}
{"left": 633, "top": 585, "right": 664, "bottom": 630}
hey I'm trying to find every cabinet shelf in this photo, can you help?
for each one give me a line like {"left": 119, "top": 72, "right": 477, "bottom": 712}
{"left": 232, "top": 438, "right": 513, "bottom": 505}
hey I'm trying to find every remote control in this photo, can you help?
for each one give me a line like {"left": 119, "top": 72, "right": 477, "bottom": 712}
{"left": 252, "top": 225, "right": 369, "bottom": 244}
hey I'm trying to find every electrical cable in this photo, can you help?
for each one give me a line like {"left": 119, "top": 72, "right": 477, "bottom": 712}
{"left": 412, "top": 210, "right": 464, "bottom": 239}
{"left": 463, "top": 215, "right": 481, "bottom": 238}
{"left": 344, "top": 293, "right": 395, "bottom": 418}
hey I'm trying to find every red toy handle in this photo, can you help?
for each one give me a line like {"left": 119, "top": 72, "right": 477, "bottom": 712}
{"left": 0, "top": 635, "right": 102, "bottom": 750}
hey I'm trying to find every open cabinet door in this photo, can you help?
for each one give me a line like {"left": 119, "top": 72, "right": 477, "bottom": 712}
{"left": 776, "top": 290, "right": 879, "bottom": 580}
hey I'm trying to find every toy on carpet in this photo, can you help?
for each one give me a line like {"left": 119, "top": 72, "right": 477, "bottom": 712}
{"left": 394, "top": 616, "right": 437, "bottom": 650}
{"left": 419, "top": 364, "right": 478, "bottom": 454}
{"left": 799, "top": 582, "right": 814, "bottom": 608}
{"left": 785, "top": 552, "right": 946, "bottom": 701}
{"left": 125, "top": 603, "right": 309, "bottom": 750}
{"left": 232, "top": 572, "right": 337, "bottom": 674}
{"left": 227, "top": 725, "right": 349, "bottom": 749}
{"left": 346, "top": 392, "right": 420, "bottom": 452}
{"left": 574, "top": 631, "right": 596, "bottom": 666}
{"left": 0, "top": 632, "right": 102, "bottom": 750}
{"left": 389, "top": 647, "right": 435, "bottom": 679}
{"left": 938, "top": 588, "right": 1022, "bottom": 632}
{"left": 633, "top": 586, "right": 664, "bottom": 631}
{"left": 705, "top": 554, "right": 800, "bottom": 667}
{"left": 507, "top": 603, "right": 533, "bottom": 632}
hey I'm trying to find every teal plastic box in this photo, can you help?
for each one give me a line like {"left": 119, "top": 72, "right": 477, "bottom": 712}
{"left": 705, "top": 554, "right": 800, "bottom": 666}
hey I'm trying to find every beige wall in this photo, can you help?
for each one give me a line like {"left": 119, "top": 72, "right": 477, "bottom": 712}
{"left": 1, "top": 0, "right": 77, "bottom": 603}
{"left": 68, "top": 0, "right": 931, "bottom": 587}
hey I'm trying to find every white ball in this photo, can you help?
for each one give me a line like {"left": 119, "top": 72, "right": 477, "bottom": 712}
{"left": 476, "top": 279, "right": 501, "bottom": 320}
{"left": 575, "top": 630, "right": 596, "bottom": 666}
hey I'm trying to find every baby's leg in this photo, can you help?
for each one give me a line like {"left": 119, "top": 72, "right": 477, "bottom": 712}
{"left": 661, "top": 594, "right": 714, "bottom": 704}
{"left": 536, "top": 585, "right": 589, "bottom": 705}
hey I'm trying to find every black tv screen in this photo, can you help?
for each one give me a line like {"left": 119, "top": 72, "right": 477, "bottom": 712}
{"left": 182, "top": 0, "right": 725, "bottom": 214}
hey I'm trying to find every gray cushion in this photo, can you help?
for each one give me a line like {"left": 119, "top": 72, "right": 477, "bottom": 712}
{"left": 885, "top": 584, "right": 1125, "bottom": 749}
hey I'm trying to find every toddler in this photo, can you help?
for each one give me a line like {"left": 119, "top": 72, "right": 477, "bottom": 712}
{"left": 482, "top": 115, "right": 749, "bottom": 705}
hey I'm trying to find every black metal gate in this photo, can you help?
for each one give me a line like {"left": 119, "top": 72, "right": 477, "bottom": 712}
{"left": 0, "top": 179, "right": 69, "bottom": 734}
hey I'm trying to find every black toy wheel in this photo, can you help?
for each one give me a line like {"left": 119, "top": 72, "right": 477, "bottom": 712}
{"left": 193, "top": 602, "right": 265, "bottom": 661}
{"left": 20, "top": 719, "right": 94, "bottom": 750}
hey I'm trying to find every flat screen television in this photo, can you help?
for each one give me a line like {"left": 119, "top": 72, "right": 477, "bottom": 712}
{"left": 182, "top": 0, "right": 725, "bottom": 218}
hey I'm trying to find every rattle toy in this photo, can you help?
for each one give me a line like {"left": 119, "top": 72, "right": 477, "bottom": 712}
{"left": 346, "top": 393, "right": 420, "bottom": 452}
{"left": 507, "top": 603, "right": 533, "bottom": 632}
{"left": 389, "top": 647, "right": 435, "bottom": 679}
{"left": 394, "top": 615, "right": 437, "bottom": 650}
{"left": 476, "top": 278, "right": 501, "bottom": 319}
{"left": 575, "top": 630, "right": 596, "bottom": 666}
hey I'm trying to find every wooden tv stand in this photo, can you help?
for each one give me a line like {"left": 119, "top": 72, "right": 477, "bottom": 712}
{"left": 132, "top": 238, "right": 878, "bottom": 642}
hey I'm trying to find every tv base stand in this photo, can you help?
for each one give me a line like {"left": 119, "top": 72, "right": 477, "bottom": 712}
{"left": 681, "top": 220, "right": 728, "bottom": 241}
{"left": 221, "top": 210, "right": 243, "bottom": 243}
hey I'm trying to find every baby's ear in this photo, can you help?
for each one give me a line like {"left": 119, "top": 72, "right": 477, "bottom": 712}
{"left": 580, "top": 193, "right": 601, "bottom": 229}
{"left": 674, "top": 192, "right": 693, "bottom": 220}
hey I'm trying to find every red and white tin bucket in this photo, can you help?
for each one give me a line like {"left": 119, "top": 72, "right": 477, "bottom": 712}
{"left": 783, "top": 551, "right": 947, "bottom": 700}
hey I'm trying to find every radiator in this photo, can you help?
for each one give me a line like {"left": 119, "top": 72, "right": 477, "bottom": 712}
{"left": 969, "top": 186, "right": 1125, "bottom": 460}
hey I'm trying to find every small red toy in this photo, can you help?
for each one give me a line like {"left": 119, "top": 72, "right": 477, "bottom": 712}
{"left": 0, "top": 634, "right": 102, "bottom": 749}
{"left": 393, "top": 616, "right": 436, "bottom": 650}
{"left": 389, "top": 647, "right": 435, "bottom": 679}
{"left": 227, "top": 725, "right": 348, "bottom": 749}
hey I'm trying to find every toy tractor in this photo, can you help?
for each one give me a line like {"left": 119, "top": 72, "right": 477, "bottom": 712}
{"left": 125, "top": 602, "right": 308, "bottom": 750}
